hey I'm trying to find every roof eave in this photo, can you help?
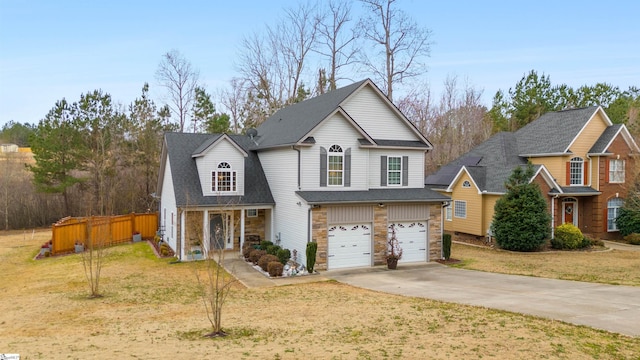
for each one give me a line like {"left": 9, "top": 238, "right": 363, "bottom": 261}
{"left": 521, "top": 152, "right": 571, "bottom": 157}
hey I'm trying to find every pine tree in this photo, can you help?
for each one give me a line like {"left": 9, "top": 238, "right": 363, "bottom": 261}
{"left": 492, "top": 163, "right": 551, "bottom": 251}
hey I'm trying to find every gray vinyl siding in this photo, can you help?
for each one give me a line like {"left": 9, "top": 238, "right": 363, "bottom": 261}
{"left": 160, "top": 158, "right": 178, "bottom": 256}
{"left": 341, "top": 86, "right": 419, "bottom": 140}
{"left": 388, "top": 204, "right": 430, "bottom": 221}
{"left": 327, "top": 206, "right": 374, "bottom": 224}
{"left": 369, "top": 149, "right": 425, "bottom": 188}
{"left": 257, "top": 148, "right": 310, "bottom": 265}
{"left": 301, "top": 113, "right": 368, "bottom": 191}
{"left": 195, "top": 138, "right": 246, "bottom": 196}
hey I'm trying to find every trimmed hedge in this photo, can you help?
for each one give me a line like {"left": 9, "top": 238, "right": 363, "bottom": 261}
{"left": 625, "top": 233, "right": 640, "bottom": 245}
{"left": 277, "top": 248, "right": 291, "bottom": 265}
{"left": 258, "top": 254, "right": 279, "bottom": 272}
{"left": 266, "top": 244, "right": 281, "bottom": 255}
{"left": 249, "top": 249, "right": 266, "bottom": 265}
{"left": 306, "top": 242, "right": 318, "bottom": 273}
{"left": 442, "top": 234, "right": 452, "bottom": 260}
{"left": 552, "top": 223, "right": 583, "bottom": 249}
{"left": 267, "top": 261, "right": 284, "bottom": 277}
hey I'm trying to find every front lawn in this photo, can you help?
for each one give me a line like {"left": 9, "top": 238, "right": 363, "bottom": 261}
{"left": 1, "top": 229, "right": 638, "bottom": 359}
{"left": 450, "top": 242, "right": 640, "bottom": 286}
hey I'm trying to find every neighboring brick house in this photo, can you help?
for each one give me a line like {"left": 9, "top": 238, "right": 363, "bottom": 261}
{"left": 425, "top": 106, "right": 639, "bottom": 241}
{"left": 158, "top": 79, "right": 449, "bottom": 270}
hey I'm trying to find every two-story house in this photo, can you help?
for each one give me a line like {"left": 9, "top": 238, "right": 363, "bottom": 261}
{"left": 158, "top": 79, "right": 449, "bottom": 270}
{"left": 425, "top": 106, "right": 639, "bottom": 241}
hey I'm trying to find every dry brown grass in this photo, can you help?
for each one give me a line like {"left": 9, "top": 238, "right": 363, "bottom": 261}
{"left": 451, "top": 243, "right": 640, "bottom": 286}
{"left": 1, "top": 229, "right": 639, "bottom": 359}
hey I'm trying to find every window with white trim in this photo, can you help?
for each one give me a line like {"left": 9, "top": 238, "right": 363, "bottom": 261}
{"left": 246, "top": 209, "right": 257, "bottom": 217}
{"left": 445, "top": 204, "right": 452, "bottom": 221}
{"left": 570, "top": 157, "right": 583, "bottom": 185}
{"left": 328, "top": 144, "right": 343, "bottom": 186}
{"left": 607, "top": 198, "right": 624, "bottom": 231}
{"left": 454, "top": 200, "right": 467, "bottom": 219}
{"left": 462, "top": 180, "right": 471, "bottom": 188}
{"left": 387, "top": 156, "right": 402, "bottom": 185}
{"left": 609, "top": 159, "right": 625, "bottom": 183}
{"left": 212, "top": 162, "right": 236, "bottom": 192}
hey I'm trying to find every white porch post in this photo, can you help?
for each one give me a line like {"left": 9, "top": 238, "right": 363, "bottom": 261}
{"left": 240, "top": 208, "right": 245, "bottom": 253}
{"left": 180, "top": 211, "right": 186, "bottom": 260}
{"left": 203, "top": 209, "right": 209, "bottom": 256}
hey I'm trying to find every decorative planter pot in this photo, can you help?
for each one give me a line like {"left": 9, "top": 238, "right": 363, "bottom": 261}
{"left": 132, "top": 233, "right": 142, "bottom": 242}
{"left": 386, "top": 257, "right": 398, "bottom": 270}
{"left": 189, "top": 246, "right": 203, "bottom": 260}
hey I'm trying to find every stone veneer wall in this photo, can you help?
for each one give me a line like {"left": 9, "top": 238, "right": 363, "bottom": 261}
{"left": 244, "top": 209, "right": 266, "bottom": 242}
{"left": 428, "top": 203, "right": 442, "bottom": 260}
{"left": 311, "top": 206, "right": 328, "bottom": 270}
{"left": 372, "top": 206, "right": 388, "bottom": 265}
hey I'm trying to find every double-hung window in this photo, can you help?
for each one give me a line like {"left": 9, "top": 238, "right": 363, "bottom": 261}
{"left": 569, "top": 157, "right": 584, "bottom": 185}
{"left": 328, "top": 145, "right": 343, "bottom": 186}
{"left": 212, "top": 162, "right": 236, "bottom": 192}
{"left": 609, "top": 159, "right": 625, "bottom": 183}
{"left": 387, "top": 156, "right": 402, "bottom": 186}
{"left": 607, "top": 198, "right": 624, "bottom": 231}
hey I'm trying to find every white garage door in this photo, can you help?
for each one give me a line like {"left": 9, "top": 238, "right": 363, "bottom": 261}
{"left": 328, "top": 224, "right": 372, "bottom": 269}
{"left": 390, "top": 222, "right": 427, "bottom": 263}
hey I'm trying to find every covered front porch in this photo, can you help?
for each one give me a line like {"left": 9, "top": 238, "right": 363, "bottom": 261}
{"left": 178, "top": 206, "right": 273, "bottom": 260}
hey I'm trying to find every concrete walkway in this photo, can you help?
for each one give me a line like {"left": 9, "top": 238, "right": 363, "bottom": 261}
{"left": 223, "top": 253, "right": 330, "bottom": 288}
{"left": 224, "top": 250, "right": 640, "bottom": 337}
{"left": 603, "top": 240, "right": 640, "bottom": 251}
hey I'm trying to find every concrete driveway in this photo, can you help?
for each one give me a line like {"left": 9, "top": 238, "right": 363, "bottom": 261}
{"left": 325, "top": 263, "right": 640, "bottom": 337}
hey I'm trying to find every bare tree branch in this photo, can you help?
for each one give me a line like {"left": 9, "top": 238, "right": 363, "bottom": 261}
{"left": 155, "top": 50, "right": 200, "bottom": 132}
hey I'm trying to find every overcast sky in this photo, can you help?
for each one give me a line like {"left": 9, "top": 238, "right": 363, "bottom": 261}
{"left": 1, "top": 0, "right": 638, "bottom": 128}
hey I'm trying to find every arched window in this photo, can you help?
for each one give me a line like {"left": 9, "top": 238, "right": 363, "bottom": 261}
{"left": 570, "top": 157, "right": 584, "bottom": 185}
{"left": 607, "top": 197, "right": 624, "bottom": 231}
{"left": 462, "top": 180, "right": 471, "bottom": 188}
{"left": 212, "top": 162, "right": 236, "bottom": 192}
{"left": 328, "top": 145, "right": 343, "bottom": 186}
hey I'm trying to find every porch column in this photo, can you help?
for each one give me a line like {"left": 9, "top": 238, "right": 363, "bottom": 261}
{"left": 240, "top": 208, "right": 245, "bottom": 252}
{"left": 203, "top": 209, "right": 209, "bottom": 256}
{"left": 180, "top": 211, "right": 186, "bottom": 261}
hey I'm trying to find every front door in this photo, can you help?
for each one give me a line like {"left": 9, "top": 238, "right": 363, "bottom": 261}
{"left": 562, "top": 199, "right": 577, "bottom": 226}
{"left": 210, "top": 214, "right": 225, "bottom": 250}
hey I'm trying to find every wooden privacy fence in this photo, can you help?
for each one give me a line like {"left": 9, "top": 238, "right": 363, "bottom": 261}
{"left": 51, "top": 213, "right": 158, "bottom": 255}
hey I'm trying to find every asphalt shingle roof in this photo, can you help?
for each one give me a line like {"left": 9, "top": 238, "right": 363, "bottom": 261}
{"left": 164, "top": 132, "right": 274, "bottom": 207}
{"left": 515, "top": 106, "right": 598, "bottom": 155}
{"left": 254, "top": 80, "right": 367, "bottom": 149}
{"left": 425, "top": 107, "right": 605, "bottom": 194}
{"left": 296, "top": 188, "right": 450, "bottom": 204}
{"left": 589, "top": 124, "right": 622, "bottom": 154}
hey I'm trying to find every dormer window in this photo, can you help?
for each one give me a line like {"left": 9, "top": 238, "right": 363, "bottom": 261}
{"left": 213, "top": 162, "right": 236, "bottom": 192}
{"left": 569, "top": 157, "right": 584, "bottom": 186}
{"left": 328, "top": 145, "right": 344, "bottom": 186}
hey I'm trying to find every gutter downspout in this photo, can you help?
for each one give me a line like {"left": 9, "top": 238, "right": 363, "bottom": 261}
{"left": 441, "top": 202, "right": 447, "bottom": 260}
{"left": 551, "top": 194, "right": 559, "bottom": 239}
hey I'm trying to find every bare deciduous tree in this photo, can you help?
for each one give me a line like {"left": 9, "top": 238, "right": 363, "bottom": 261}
{"left": 358, "top": 0, "right": 432, "bottom": 102}
{"left": 81, "top": 217, "right": 109, "bottom": 298}
{"left": 236, "top": 2, "right": 320, "bottom": 125}
{"left": 156, "top": 50, "right": 200, "bottom": 132}
{"left": 218, "top": 78, "right": 246, "bottom": 134}
{"left": 398, "top": 76, "right": 490, "bottom": 174}
{"left": 315, "top": 0, "right": 359, "bottom": 91}
{"left": 186, "top": 200, "right": 239, "bottom": 338}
